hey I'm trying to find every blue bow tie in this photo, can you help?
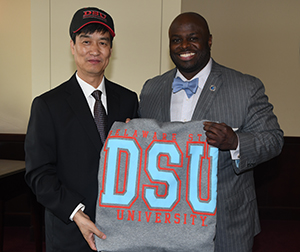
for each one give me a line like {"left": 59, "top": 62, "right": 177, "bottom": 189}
{"left": 172, "top": 77, "right": 198, "bottom": 98}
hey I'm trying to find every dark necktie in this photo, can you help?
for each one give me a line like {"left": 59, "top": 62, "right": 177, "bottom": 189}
{"left": 172, "top": 77, "right": 198, "bottom": 98}
{"left": 92, "top": 90, "right": 107, "bottom": 143}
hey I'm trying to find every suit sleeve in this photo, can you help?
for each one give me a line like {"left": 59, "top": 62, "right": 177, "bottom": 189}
{"left": 25, "top": 97, "right": 84, "bottom": 224}
{"left": 233, "top": 77, "right": 284, "bottom": 173}
{"left": 130, "top": 92, "right": 139, "bottom": 119}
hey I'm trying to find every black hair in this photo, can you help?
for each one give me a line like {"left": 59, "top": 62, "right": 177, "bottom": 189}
{"left": 71, "top": 23, "right": 113, "bottom": 47}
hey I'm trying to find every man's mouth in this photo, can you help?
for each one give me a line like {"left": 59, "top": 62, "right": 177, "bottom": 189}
{"left": 88, "top": 59, "right": 101, "bottom": 64}
{"left": 178, "top": 52, "right": 195, "bottom": 60}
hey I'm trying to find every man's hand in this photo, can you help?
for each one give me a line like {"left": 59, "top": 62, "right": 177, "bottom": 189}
{"left": 73, "top": 210, "right": 106, "bottom": 251}
{"left": 203, "top": 122, "right": 238, "bottom": 150}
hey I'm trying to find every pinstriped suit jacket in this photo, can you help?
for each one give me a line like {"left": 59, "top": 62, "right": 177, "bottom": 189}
{"left": 139, "top": 60, "right": 284, "bottom": 252}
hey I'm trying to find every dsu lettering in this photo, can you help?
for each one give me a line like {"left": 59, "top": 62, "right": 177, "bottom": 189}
{"left": 83, "top": 11, "right": 106, "bottom": 20}
{"left": 99, "top": 136, "right": 218, "bottom": 215}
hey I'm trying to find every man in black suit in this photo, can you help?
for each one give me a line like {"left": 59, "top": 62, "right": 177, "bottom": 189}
{"left": 25, "top": 7, "right": 138, "bottom": 251}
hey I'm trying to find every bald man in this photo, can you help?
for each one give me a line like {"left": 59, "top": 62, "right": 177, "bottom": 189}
{"left": 139, "top": 12, "right": 283, "bottom": 252}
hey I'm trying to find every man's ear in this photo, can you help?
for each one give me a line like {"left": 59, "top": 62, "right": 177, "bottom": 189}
{"left": 208, "top": 35, "right": 212, "bottom": 49}
{"left": 70, "top": 39, "right": 75, "bottom": 55}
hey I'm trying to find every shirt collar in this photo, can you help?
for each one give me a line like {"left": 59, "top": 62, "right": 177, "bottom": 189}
{"left": 175, "top": 58, "right": 212, "bottom": 89}
{"left": 76, "top": 73, "right": 106, "bottom": 99}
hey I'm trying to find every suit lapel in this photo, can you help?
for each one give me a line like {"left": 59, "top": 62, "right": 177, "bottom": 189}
{"left": 192, "top": 60, "right": 223, "bottom": 120}
{"left": 65, "top": 74, "right": 102, "bottom": 151}
{"left": 105, "top": 78, "right": 120, "bottom": 129}
{"left": 161, "top": 69, "right": 177, "bottom": 121}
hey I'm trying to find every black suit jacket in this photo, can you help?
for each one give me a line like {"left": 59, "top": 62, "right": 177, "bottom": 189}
{"left": 25, "top": 73, "right": 138, "bottom": 252}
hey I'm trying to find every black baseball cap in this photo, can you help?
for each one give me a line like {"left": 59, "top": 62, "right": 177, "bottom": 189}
{"left": 69, "top": 7, "right": 115, "bottom": 38}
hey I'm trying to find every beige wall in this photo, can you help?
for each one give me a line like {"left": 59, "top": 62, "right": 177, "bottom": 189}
{"left": 0, "top": 0, "right": 299, "bottom": 136}
{"left": 0, "top": 0, "right": 32, "bottom": 133}
{"left": 182, "top": 0, "right": 300, "bottom": 136}
{"left": 0, "top": 0, "right": 180, "bottom": 134}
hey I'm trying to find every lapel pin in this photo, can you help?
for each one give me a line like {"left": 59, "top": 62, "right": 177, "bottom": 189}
{"left": 210, "top": 85, "right": 216, "bottom": 91}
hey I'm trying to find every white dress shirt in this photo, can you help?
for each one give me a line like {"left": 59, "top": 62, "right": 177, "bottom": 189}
{"left": 170, "top": 58, "right": 212, "bottom": 122}
{"left": 76, "top": 73, "right": 108, "bottom": 115}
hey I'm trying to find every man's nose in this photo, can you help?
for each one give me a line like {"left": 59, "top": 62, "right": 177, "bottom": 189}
{"left": 90, "top": 43, "right": 100, "bottom": 55}
{"left": 180, "top": 39, "right": 190, "bottom": 49}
